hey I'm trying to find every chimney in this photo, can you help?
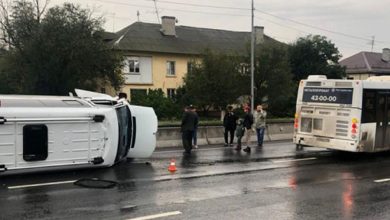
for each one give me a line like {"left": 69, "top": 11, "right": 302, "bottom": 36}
{"left": 254, "top": 26, "right": 264, "bottom": 44}
{"left": 161, "top": 16, "right": 176, "bottom": 36}
{"left": 382, "top": 48, "right": 390, "bottom": 62}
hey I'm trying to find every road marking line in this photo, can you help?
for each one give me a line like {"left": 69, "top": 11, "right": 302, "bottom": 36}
{"left": 374, "top": 178, "right": 390, "bottom": 183}
{"left": 271, "top": 157, "right": 317, "bottom": 163}
{"left": 8, "top": 180, "right": 76, "bottom": 189}
{"left": 127, "top": 211, "right": 182, "bottom": 220}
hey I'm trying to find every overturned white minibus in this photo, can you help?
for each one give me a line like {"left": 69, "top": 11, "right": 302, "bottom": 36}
{"left": 0, "top": 89, "right": 157, "bottom": 174}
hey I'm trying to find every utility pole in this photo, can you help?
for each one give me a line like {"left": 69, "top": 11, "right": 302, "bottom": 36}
{"left": 371, "top": 36, "right": 375, "bottom": 52}
{"left": 137, "top": 10, "right": 140, "bottom": 22}
{"left": 250, "top": 0, "right": 255, "bottom": 112}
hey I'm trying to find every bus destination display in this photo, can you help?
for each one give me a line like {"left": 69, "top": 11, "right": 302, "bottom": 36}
{"left": 302, "top": 87, "right": 353, "bottom": 104}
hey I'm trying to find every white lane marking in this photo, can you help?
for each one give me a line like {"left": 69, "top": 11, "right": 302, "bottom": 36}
{"left": 271, "top": 157, "right": 317, "bottom": 163}
{"left": 374, "top": 178, "right": 390, "bottom": 183}
{"left": 8, "top": 180, "right": 76, "bottom": 189}
{"left": 127, "top": 211, "right": 182, "bottom": 220}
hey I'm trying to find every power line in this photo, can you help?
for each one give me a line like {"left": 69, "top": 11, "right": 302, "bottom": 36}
{"left": 93, "top": 0, "right": 154, "bottom": 9}
{"left": 144, "top": 0, "right": 250, "bottom": 11}
{"left": 86, "top": 0, "right": 387, "bottom": 45}
{"left": 255, "top": 16, "right": 372, "bottom": 50}
{"left": 91, "top": 0, "right": 250, "bottom": 17}
{"left": 263, "top": 9, "right": 388, "bottom": 45}
{"left": 254, "top": 9, "right": 372, "bottom": 42}
{"left": 255, "top": 16, "right": 310, "bottom": 35}
{"left": 147, "top": 0, "right": 377, "bottom": 43}
{"left": 152, "top": 0, "right": 160, "bottom": 24}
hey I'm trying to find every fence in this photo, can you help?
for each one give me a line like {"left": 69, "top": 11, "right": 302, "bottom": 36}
{"left": 156, "top": 122, "right": 293, "bottom": 148}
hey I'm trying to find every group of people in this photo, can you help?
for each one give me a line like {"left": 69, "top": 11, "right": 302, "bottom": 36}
{"left": 224, "top": 104, "right": 267, "bottom": 153}
{"left": 181, "top": 104, "right": 267, "bottom": 155}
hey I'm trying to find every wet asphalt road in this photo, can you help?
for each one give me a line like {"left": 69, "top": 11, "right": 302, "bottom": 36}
{"left": 2, "top": 141, "right": 390, "bottom": 219}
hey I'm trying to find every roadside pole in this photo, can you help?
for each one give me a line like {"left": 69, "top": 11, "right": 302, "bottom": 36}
{"left": 250, "top": 0, "right": 255, "bottom": 112}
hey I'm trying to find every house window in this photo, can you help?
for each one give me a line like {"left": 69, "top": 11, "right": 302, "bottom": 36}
{"left": 166, "top": 61, "right": 176, "bottom": 76}
{"left": 187, "top": 62, "right": 193, "bottom": 73}
{"left": 124, "top": 57, "right": 140, "bottom": 74}
{"left": 239, "top": 63, "right": 249, "bottom": 75}
{"left": 130, "top": 89, "right": 147, "bottom": 101}
{"left": 167, "top": 88, "right": 176, "bottom": 99}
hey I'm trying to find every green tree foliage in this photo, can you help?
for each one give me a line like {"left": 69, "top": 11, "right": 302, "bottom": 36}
{"left": 131, "top": 89, "right": 181, "bottom": 120}
{"left": 253, "top": 42, "right": 295, "bottom": 117}
{"left": 289, "top": 35, "right": 346, "bottom": 81}
{"left": 0, "top": 0, "right": 123, "bottom": 95}
{"left": 183, "top": 50, "right": 245, "bottom": 113}
{"left": 175, "top": 86, "right": 194, "bottom": 107}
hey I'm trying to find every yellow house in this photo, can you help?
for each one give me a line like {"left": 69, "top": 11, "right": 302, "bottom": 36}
{"left": 103, "top": 16, "right": 274, "bottom": 100}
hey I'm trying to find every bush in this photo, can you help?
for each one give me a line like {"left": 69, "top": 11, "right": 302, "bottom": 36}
{"left": 131, "top": 89, "right": 181, "bottom": 120}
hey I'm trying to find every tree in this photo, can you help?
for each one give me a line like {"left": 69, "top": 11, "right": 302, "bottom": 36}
{"left": 131, "top": 89, "right": 181, "bottom": 120}
{"left": 289, "top": 35, "right": 346, "bottom": 81}
{"left": 252, "top": 42, "right": 295, "bottom": 117}
{"left": 183, "top": 50, "right": 245, "bottom": 114}
{"left": 0, "top": 0, "right": 123, "bottom": 95}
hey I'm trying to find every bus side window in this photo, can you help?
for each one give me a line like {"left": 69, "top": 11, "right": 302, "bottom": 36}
{"left": 362, "top": 90, "right": 376, "bottom": 123}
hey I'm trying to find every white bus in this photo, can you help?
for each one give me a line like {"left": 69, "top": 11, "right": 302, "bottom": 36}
{"left": 293, "top": 75, "right": 390, "bottom": 152}
{"left": 0, "top": 89, "right": 157, "bottom": 174}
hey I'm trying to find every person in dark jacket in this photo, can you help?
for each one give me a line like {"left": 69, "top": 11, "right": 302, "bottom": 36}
{"left": 223, "top": 106, "right": 238, "bottom": 146}
{"left": 242, "top": 105, "right": 254, "bottom": 153}
{"left": 181, "top": 105, "right": 199, "bottom": 155}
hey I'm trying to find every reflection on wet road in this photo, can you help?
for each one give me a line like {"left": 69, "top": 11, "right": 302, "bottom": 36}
{"left": 2, "top": 141, "right": 390, "bottom": 219}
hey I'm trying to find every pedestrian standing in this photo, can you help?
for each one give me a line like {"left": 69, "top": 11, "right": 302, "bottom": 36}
{"left": 191, "top": 106, "right": 199, "bottom": 149}
{"left": 242, "top": 105, "right": 254, "bottom": 153}
{"left": 235, "top": 119, "right": 245, "bottom": 151}
{"left": 181, "top": 105, "right": 198, "bottom": 155}
{"left": 254, "top": 104, "right": 267, "bottom": 147}
{"left": 223, "top": 106, "right": 238, "bottom": 146}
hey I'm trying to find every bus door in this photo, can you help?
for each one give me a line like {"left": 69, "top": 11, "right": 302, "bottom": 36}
{"left": 375, "top": 91, "right": 390, "bottom": 149}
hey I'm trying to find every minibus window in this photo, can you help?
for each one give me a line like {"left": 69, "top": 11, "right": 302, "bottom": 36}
{"left": 23, "top": 124, "right": 48, "bottom": 161}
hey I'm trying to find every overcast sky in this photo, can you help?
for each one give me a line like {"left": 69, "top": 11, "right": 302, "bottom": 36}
{"left": 49, "top": 0, "right": 390, "bottom": 59}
